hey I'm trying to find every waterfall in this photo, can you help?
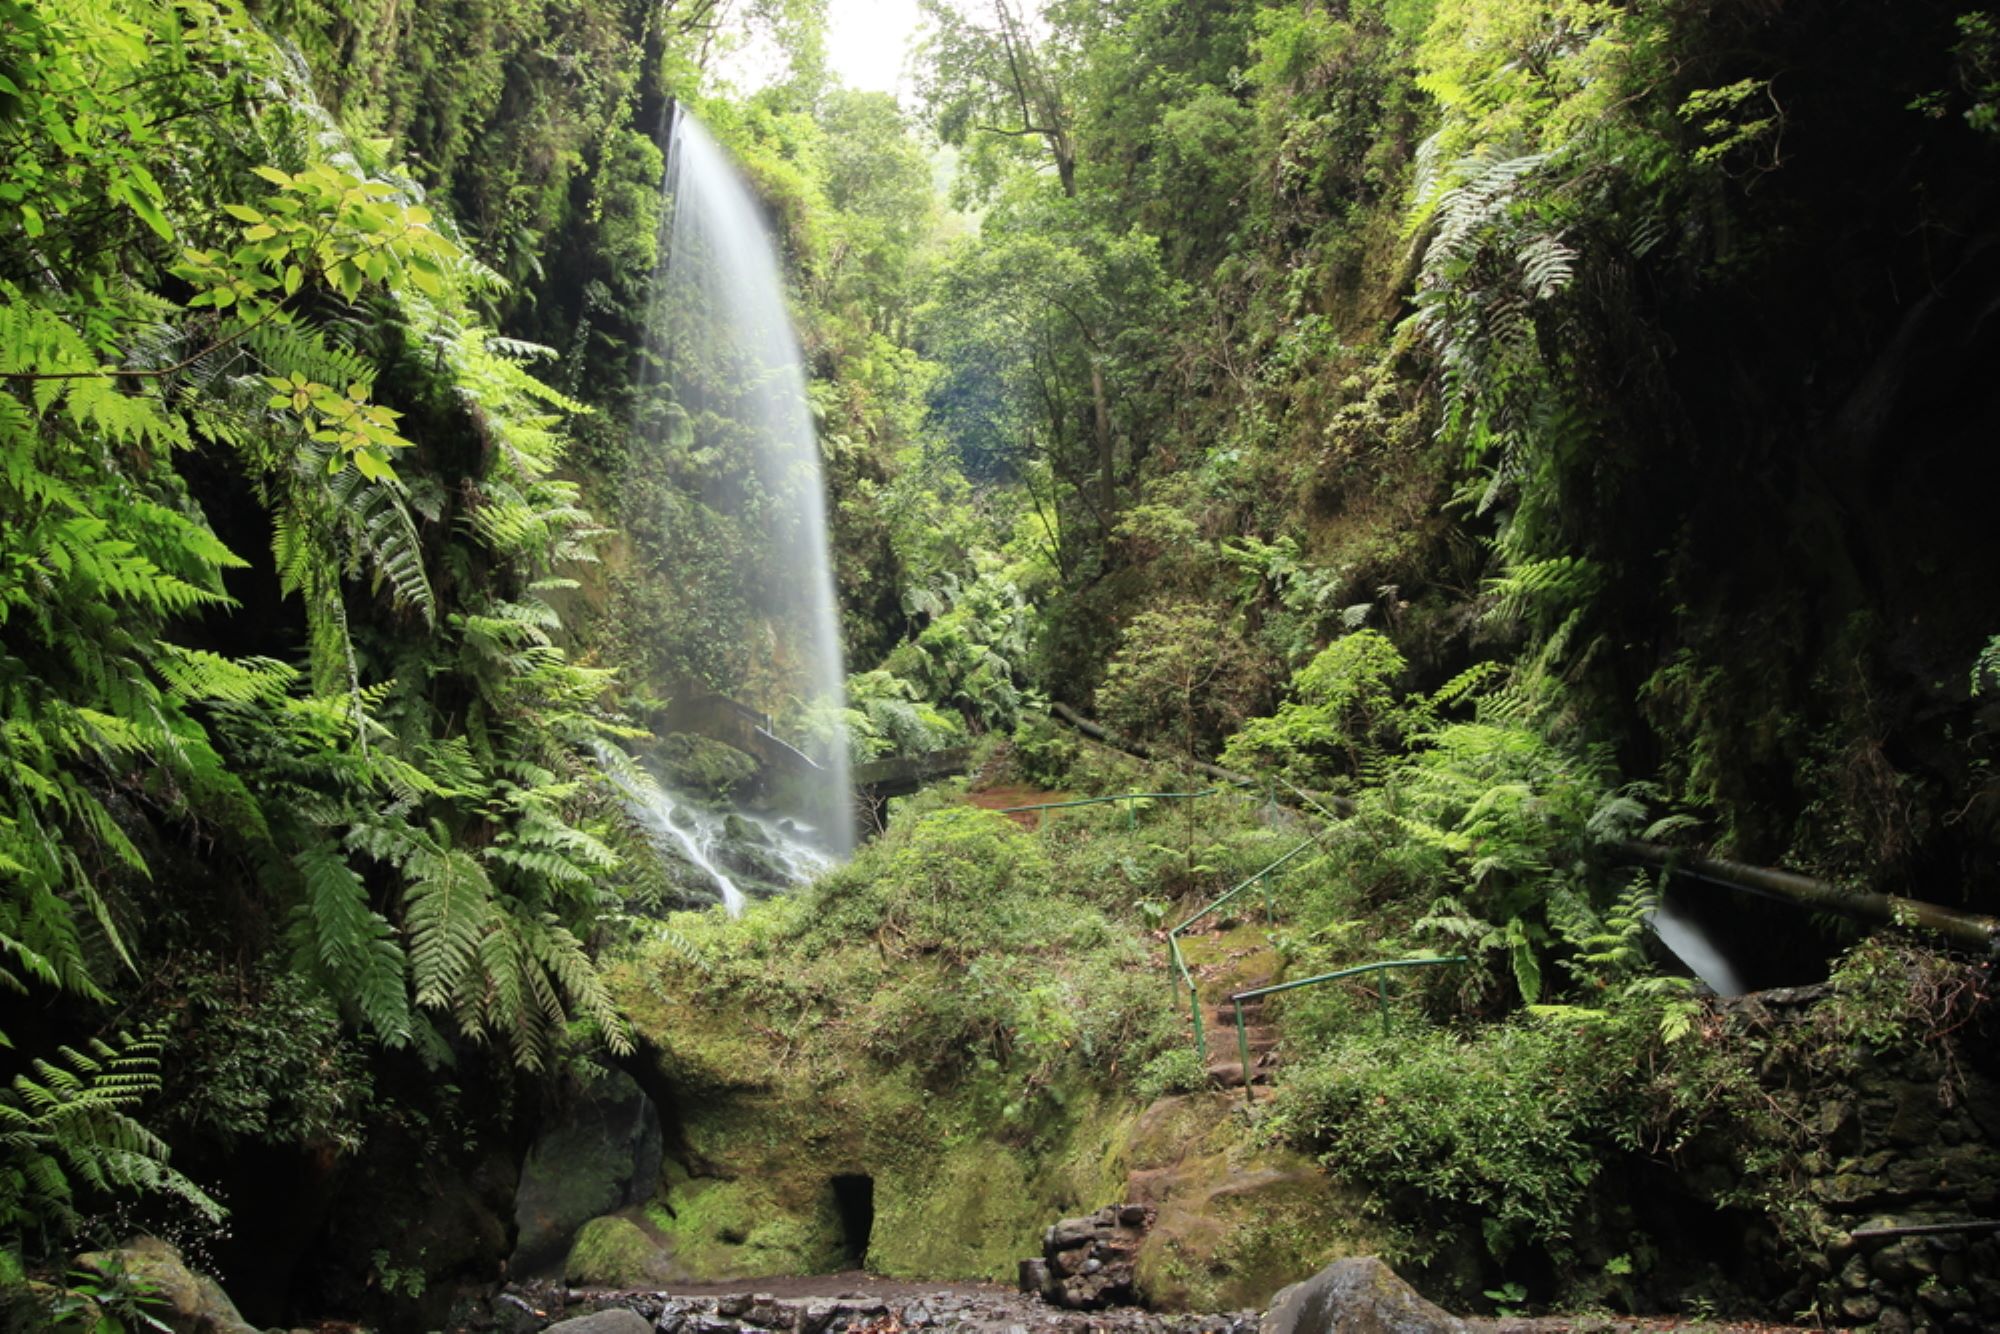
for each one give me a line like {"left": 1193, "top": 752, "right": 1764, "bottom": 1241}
{"left": 1647, "top": 889, "right": 1749, "bottom": 997}
{"left": 625, "top": 106, "right": 853, "bottom": 872}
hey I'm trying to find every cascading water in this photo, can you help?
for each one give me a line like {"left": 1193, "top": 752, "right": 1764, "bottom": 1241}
{"left": 622, "top": 781, "right": 835, "bottom": 917}
{"left": 1647, "top": 888, "right": 1749, "bottom": 997}
{"left": 611, "top": 107, "right": 854, "bottom": 913}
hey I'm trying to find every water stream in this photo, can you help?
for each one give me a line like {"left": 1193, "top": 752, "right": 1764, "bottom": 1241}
{"left": 623, "top": 781, "right": 834, "bottom": 915}
{"left": 1647, "top": 888, "right": 1749, "bottom": 997}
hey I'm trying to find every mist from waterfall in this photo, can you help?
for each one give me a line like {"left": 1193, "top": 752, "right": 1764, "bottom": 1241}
{"left": 629, "top": 107, "right": 852, "bottom": 864}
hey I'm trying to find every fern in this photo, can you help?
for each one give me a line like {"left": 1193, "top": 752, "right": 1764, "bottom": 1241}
{"left": 0, "top": 1032, "right": 221, "bottom": 1252}
{"left": 362, "top": 822, "right": 495, "bottom": 1012}
{"left": 1973, "top": 635, "right": 2000, "bottom": 695}
{"left": 289, "top": 842, "right": 412, "bottom": 1045}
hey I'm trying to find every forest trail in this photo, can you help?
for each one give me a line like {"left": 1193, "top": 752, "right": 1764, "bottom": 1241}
{"left": 1172, "top": 922, "right": 1287, "bottom": 1095}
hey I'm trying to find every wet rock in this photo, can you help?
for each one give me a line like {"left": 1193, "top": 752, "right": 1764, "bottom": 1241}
{"left": 548, "top": 1312, "right": 653, "bottom": 1334}
{"left": 1921, "top": 1280, "right": 1973, "bottom": 1313}
{"left": 1872, "top": 1244, "right": 1912, "bottom": 1282}
{"left": 745, "top": 1297, "right": 795, "bottom": 1330}
{"left": 1841, "top": 1292, "right": 1882, "bottom": 1322}
{"left": 831, "top": 1297, "right": 886, "bottom": 1315}
{"left": 716, "top": 1293, "right": 754, "bottom": 1318}
{"left": 1259, "top": 1256, "right": 1466, "bottom": 1334}
{"left": 73, "top": 1236, "right": 258, "bottom": 1334}
{"left": 1047, "top": 1218, "right": 1100, "bottom": 1249}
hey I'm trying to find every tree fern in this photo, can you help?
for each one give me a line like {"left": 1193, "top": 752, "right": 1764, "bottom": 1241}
{"left": 289, "top": 842, "right": 412, "bottom": 1045}
{"left": 391, "top": 824, "right": 497, "bottom": 1012}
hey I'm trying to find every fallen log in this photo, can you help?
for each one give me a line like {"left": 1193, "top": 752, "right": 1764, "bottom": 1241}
{"left": 1614, "top": 839, "right": 2000, "bottom": 954}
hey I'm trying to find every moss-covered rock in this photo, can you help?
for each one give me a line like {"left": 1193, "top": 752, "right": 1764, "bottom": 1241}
{"left": 512, "top": 1071, "right": 663, "bottom": 1276}
{"left": 656, "top": 734, "right": 759, "bottom": 799}
{"left": 72, "top": 1237, "right": 259, "bottom": 1334}
{"left": 563, "top": 1215, "right": 673, "bottom": 1287}
{"left": 1122, "top": 1093, "right": 1383, "bottom": 1311}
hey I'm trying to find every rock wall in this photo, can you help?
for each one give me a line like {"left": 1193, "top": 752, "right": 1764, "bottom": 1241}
{"left": 1696, "top": 983, "right": 2000, "bottom": 1332}
{"left": 1021, "top": 1204, "right": 1155, "bottom": 1309}
{"left": 1799, "top": 1021, "right": 2000, "bottom": 1330}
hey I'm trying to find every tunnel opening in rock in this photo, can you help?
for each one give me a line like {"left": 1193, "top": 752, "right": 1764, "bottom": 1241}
{"left": 830, "top": 1174, "right": 874, "bottom": 1268}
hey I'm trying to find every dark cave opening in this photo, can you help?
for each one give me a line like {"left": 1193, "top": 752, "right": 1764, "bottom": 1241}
{"left": 829, "top": 1174, "right": 874, "bottom": 1269}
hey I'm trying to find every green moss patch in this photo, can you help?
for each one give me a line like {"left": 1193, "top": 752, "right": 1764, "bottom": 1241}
{"left": 564, "top": 1214, "right": 674, "bottom": 1286}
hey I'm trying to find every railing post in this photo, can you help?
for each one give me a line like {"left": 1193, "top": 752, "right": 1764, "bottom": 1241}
{"left": 1378, "top": 971, "right": 1391, "bottom": 1038}
{"left": 1235, "top": 999, "right": 1252, "bottom": 1105}
{"left": 1189, "top": 986, "right": 1206, "bottom": 1064}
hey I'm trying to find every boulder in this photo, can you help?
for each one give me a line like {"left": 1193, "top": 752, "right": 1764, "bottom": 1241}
{"left": 1020, "top": 1203, "right": 1154, "bottom": 1309}
{"left": 564, "top": 1214, "right": 672, "bottom": 1286}
{"left": 71, "top": 1237, "right": 258, "bottom": 1334}
{"left": 545, "top": 1310, "right": 654, "bottom": 1334}
{"left": 512, "top": 1069, "right": 664, "bottom": 1275}
{"left": 1259, "top": 1257, "right": 1465, "bottom": 1334}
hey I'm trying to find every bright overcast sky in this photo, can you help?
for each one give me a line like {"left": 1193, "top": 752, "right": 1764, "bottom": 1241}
{"left": 714, "top": 0, "right": 926, "bottom": 102}
{"left": 824, "top": 0, "right": 925, "bottom": 96}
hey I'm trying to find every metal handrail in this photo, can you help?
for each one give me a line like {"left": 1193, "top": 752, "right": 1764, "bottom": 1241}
{"left": 1170, "top": 838, "right": 1317, "bottom": 937}
{"left": 1227, "top": 956, "right": 1466, "bottom": 1103}
{"left": 1162, "top": 836, "right": 1322, "bottom": 1065}
{"left": 1169, "top": 935, "right": 1206, "bottom": 1063}
{"left": 994, "top": 789, "right": 1220, "bottom": 829}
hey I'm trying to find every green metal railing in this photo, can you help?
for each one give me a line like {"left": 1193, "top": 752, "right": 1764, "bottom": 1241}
{"left": 995, "top": 788, "right": 1220, "bottom": 829}
{"left": 1226, "top": 956, "right": 1466, "bottom": 1103}
{"left": 1164, "top": 837, "right": 1321, "bottom": 1064}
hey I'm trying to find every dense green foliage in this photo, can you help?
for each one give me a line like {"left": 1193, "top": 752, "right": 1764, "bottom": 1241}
{"left": 0, "top": 0, "right": 660, "bottom": 1295}
{"left": 4, "top": 0, "right": 1998, "bottom": 1323}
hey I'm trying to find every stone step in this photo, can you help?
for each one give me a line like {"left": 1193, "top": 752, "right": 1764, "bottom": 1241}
{"left": 1201, "top": 1004, "right": 1268, "bottom": 1025}
{"left": 1197, "top": 1016, "right": 1277, "bottom": 1042}
{"left": 1203, "top": 1058, "right": 1275, "bottom": 1089}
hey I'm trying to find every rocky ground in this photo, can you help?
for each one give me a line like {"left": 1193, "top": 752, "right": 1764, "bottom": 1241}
{"left": 478, "top": 1276, "right": 1258, "bottom": 1334}
{"left": 455, "top": 1273, "right": 1840, "bottom": 1334}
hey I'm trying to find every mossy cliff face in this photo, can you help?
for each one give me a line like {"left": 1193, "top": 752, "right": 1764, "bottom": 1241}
{"left": 592, "top": 792, "right": 1408, "bottom": 1306}
{"left": 605, "top": 802, "right": 1171, "bottom": 1283}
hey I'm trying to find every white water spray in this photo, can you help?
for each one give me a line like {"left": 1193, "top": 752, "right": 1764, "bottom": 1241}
{"left": 1647, "top": 893, "right": 1749, "bottom": 997}
{"left": 622, "top": 107, "right": 853, "bottom": 866}
{"left": 628, "top": 786, "right": 748, "bottom": 916}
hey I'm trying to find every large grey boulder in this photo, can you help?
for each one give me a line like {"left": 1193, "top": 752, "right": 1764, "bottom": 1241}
{"left": 545, "top": 1310, "right": 653, "bottom": 1334}
{"left": 1259, "top": 1257, "right": 1466, "bottom": 1334}
{"left": 512, "top": 1069, "right": 664, "bottom": 1275}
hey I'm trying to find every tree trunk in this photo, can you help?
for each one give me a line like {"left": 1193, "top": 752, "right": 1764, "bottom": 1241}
{"left": 1090, "top": 359, "right": 1114, "bottom": 521}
